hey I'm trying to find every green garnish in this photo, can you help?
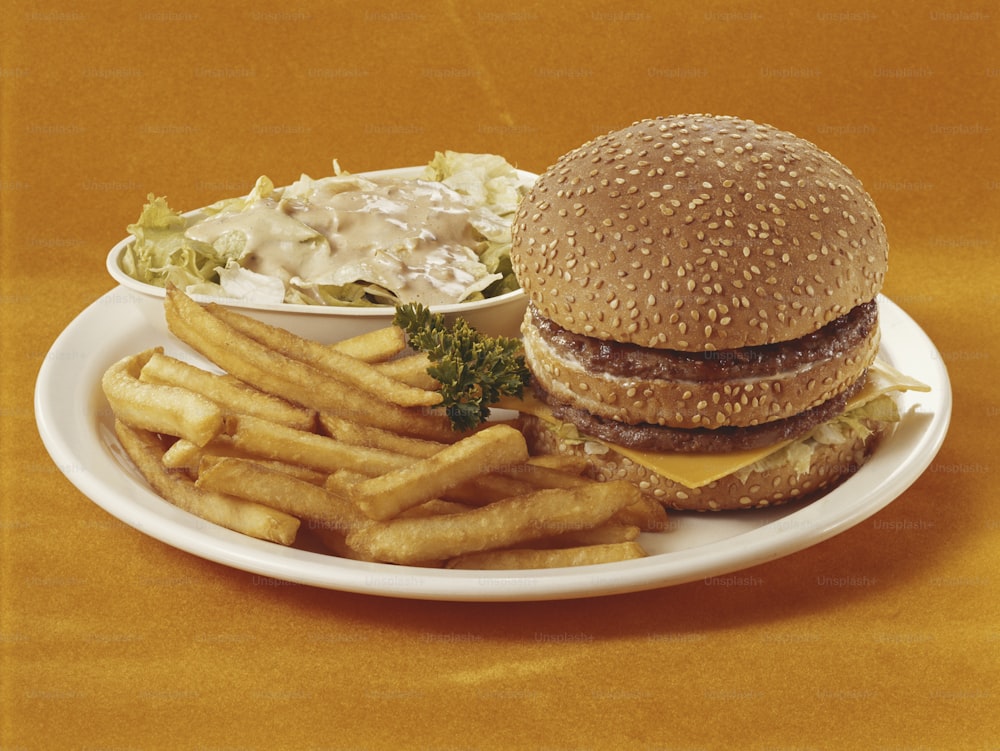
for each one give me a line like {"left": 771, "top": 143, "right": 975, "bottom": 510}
{"left": 394, "top": 303, "right": 530, "bottom": 432}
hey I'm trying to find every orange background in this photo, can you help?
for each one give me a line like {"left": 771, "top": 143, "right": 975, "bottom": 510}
{"left": 2, "top": 1, "right": 998, "bottom": 749}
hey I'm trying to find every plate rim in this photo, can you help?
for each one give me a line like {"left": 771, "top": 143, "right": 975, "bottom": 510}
{"left": 34, "top": 289, "right": 952, "bottom": 601}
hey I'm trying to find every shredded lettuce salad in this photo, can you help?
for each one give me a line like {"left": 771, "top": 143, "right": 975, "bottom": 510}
{"left": 732, "top": 394, "right": 900, "bottom": 483}
{"left": 120, "top": 152, "right": 531, "bottom": 307}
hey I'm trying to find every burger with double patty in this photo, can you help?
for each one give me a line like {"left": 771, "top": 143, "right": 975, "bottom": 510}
{"left": 510, "top": 114, "right": 912, "bottom": 511}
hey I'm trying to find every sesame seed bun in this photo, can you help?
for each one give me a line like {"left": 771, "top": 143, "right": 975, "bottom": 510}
{"left": 509, "top": 114, "right": 891, "bottom": 510}
{"left": 511, "top": 114, "right": 887, "bottom": 352}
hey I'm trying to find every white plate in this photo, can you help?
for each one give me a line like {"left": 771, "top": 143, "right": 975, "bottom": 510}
{"left": 34, "top": 289, "right": 951, "bottom": 601}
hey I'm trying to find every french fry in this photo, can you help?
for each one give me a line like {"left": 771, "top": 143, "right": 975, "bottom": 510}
{"left": 161, "top": 436, "right": 237, "bottom": 472}
{"left": 501, "top": 462, "right": 668, "bottom": 531}
{"left": 310, "top": 524, "right": 368, "bottom": 561}
{"left": 207, "top": 303, "right": 443, "bottom": 408}
{"left": 501, "top": 463, "right": 590, "bottom": 490}
{"left": 398, "top": 500, "right": 474, "bottom": 518}
{"left": 347, "top": 480, "right": 644, "bottom": 565}
{"left": 437, "top": 473, "right": 537, "bottom": 507}
{"left": 614, "top": 496, "right": 672, "bottom": 533}
{"left": 320, "top": 414, "right": 579, "bottom": 506}
{"left": 525, "top": 453, "right": 591, "bottom": 475}
{"left": 518, "top": 456, "right": 669, "bottom": 532}
{"left": 318, "top": 405, "right": 459, "bottom": 444}
{"left": 114, "top": 420, "right": 299, "bottom": 545}
{"left": 324, "top": 469, "right": 367, "bottom": 497}
{"left": 329, "top": 325, "right": 407, "bottom": 362}
{"left": 448, "top": 454, "right": 592, "bottom": 507}
{"left": 446, "top": 542, "right": 647, "bottom": 570}
{"left": 348, "top": 424, "right": 530, "bottom": 521}
{"left": 102, "top": 348, "right": 223, "bottom": 447}
{"left": 326, "top": 472, "right": 471, "bottom": 519}
{"left": 162, "top": 436, "right": 327, "bottom": 484}
{"left": 319, "top": 413, "right": 441, "bottom": 458}
{"left": 139, "top": 351, "right": 316, "bottom": 430}
{"left": 167, "top": 434, "right": 333, "bottom": 484}
{"left": 524, "top": 523, "right": 641, "bottom": 549}
{"left": 372, "top": 352, "right": 440, "bottom": 390}
{"left": 323, "top": 446, "right": 537, "bottom": 508}
{"left": 226, "top": 414, "right": 410, "bottom": 475}
{"left": 196, "top": 456, "right": 368, "bottom": 536}
{"left": 249, "top": 460, "right": 328, "bottom": 486}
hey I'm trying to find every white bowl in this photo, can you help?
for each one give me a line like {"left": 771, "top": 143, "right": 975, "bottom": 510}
{"left": 105, "top": 166, "right": 534, "bottom": 343}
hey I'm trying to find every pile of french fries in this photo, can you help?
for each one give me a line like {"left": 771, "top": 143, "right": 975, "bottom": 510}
{"left": 101, "top": 286, "right": 669, "bottom": 570}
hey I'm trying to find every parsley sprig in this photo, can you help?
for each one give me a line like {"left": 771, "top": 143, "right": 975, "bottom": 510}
{"left": 393, "top": 303, "right": 530, "bottom": 432}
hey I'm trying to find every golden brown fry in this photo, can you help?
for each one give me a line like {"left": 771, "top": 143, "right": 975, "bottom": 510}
{"left": 102, "top": 348, "right": 223, "bottom": 447}
{"left": 446, "top": 542, "right": 647, "bottom": 570}
{"left": 613, "top": 496, "right": 672, "bottom": 533}
{"left": 320, "top": 414, "right": 557, "bottom": 506}
{"left": 139, "top": 351, "right": 316, "bottom": 430}
{"left": 226, "top": 414, "right": 410, "bottom": 475}
{"left": 161, "top": 436, "right": 237, "bottom": 472}
{"left": 160, "top": 436, "right": 327, "bottom": 486}
{"left": 322, "top": 419, "right": 590, "bottom": 496}
{"left": 445, "top": 454, "right": 592, "bottom": 506}
{"left": 250, "top": 460, "right": 328, "bottom": 486}
{"left": 321, "top": 405, "right": 459, "bottom": 444}
{"left": 525, "top": 523, "right": 641, "bottom": 549}
{"left": 348, "top": 424, "right": 530, "bottom": 521}
{"left": 438, "top": 473, "right": 537, "bottom": 507}
{"left": 310, "top": 524, "right": 368, "bottom": 560}
{"left": 323, "top": 448, "right": 534, "bottom": 508}
{"left": 318, "top": 414, "right": 440, "bottom": 458}
{"left": 514, "top": 450, "right": 672, "bottom": 532}
{"left": 347, "top": 480, "right": 644, "bottom": 565}
{"left": 525, "top": 453, "right": 591, "bottom": 475}
{"left": 196, "top": 456, "right": 369, "bottom": 536}
{"left": 324, "top": 468, "right": 367, "bottom": 496}
{"left": 397, "top": 499, "right": 474, "bottom": 518}
{"left": 113, "top": 420, "right": 299, "bottom": 545}
{"left": 329, "top": 325, "right": 407, "bottom": 362}
{"left": 498, "top": 463, "right": 591, "bottom": 490}
{"left": 326, "top": 472, "right": 469, "bottom": 519}
{"left": 208, "top": 303, "right": 442, "bottom": 408}
{"left": 372, "top": 352, "right": 440, "bottom": 390}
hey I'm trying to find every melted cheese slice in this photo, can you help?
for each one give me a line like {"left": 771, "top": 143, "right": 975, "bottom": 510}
{"left": 500, "top": 360, "right": 930, "bottom": 489}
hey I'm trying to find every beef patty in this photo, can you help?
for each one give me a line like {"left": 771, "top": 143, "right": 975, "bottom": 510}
{"left": 533, "top": 375, "right": 866, "bottom": 453}
{"left": 530, "top": 300, "right": 878, "bottom": 383}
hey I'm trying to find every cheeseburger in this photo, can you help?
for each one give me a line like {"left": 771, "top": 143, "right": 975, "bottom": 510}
{"left": 510, "top": 114, "right": 921, "bottom": 511}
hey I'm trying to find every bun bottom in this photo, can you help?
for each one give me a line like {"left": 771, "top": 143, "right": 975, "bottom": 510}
{"left": 521, "top": 414, "right": 891, "bottom": 512}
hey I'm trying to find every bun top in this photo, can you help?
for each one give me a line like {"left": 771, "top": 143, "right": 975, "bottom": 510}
{"left": 510, "top": 114, "right": 888, "bottom": 351}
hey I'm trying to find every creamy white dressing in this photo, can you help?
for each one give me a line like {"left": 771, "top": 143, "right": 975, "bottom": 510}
{"left": 185, "top": 199, "right": 333, "bottom": 280}
{"left": 182, "top": 177, "right": 501, "bottom": 305}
